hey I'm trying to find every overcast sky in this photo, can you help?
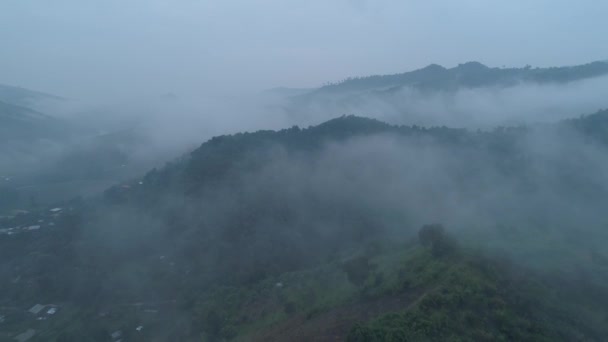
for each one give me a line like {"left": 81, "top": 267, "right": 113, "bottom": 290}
{"left": 1, "top": 0, "right": 607, "bottom": 100}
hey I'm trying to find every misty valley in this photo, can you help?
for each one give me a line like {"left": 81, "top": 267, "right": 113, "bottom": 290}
{"left": 2, "top": 60, "right": 608, "bottom": 341}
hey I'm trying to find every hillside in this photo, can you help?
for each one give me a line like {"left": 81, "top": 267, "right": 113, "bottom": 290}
{"left": 1, "top": 112, "right": 608, "bottom": 340}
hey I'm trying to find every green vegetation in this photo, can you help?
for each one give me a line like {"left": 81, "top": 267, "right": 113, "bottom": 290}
{"left": 347, "top": 248, "right": 607, "bottom": 341}
{"left": 2, "top": 113, "right": 608, "bottom": 340}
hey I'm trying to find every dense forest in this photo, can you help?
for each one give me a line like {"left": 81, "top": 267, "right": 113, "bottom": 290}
{"left": 2, "top": 111, "right": 608, "bottom": 341}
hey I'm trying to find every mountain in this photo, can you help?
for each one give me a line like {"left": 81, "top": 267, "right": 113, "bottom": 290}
{"left": 0, "top": 84, "right": 69, "bottom": 144}
{"left": 303, "top": 60, "right": 608, "bottom": 96}
{"left": 281, "top": 61, "right": 608, "bottom": 128}
{"left": 0, "top": 84, "right": 65, "bottom": 108}
{"left": 2, "top": 112, "right": 608, "bottom": 340}
{"left": 0, "top": 100, "right": 66, "bottom": 142}
{"left": 0, "top": 98, "right": 153, "bottom": 212}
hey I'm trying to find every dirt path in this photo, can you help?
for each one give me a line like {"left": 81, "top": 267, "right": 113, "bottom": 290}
{"left": 250, "top": 288, "right": 429, "bottom": 342}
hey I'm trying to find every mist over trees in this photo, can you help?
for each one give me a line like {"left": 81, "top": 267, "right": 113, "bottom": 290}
{"left": 279, "top": 61, "right": 608, "bottom": 129}
{"left": 2, "top": 2, "right": 608, "bottom": 339}
{"left": 3, "top": 110, "right": 608, "bottom": 340}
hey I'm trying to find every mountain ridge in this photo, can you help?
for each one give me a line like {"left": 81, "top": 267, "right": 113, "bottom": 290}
{"left": 310, "top": 60, "right": 608, "bottom": 95}
{"left": 0, "top": 83, "right": 65, "bottom": 108}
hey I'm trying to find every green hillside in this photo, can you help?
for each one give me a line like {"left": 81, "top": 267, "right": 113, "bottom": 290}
{"left": 1, "top": 112, "right": 608, "bottom": 340}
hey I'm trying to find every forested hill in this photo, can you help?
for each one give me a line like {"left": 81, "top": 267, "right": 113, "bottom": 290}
{"left": 307, "top": 60, "right": 608, "bottom": 95}
{"left": 113, "top": 108, "right": 608, "bottom": 201}
{"left": 2, "top": 111, "right": 608, "bottom": 340}
{"left": 108, "top": 115, "right": 468, "bottom": 203}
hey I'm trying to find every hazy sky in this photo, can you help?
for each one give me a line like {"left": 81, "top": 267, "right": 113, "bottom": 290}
{"left": 1, "top": 0, "right": 607, "bottom": 100}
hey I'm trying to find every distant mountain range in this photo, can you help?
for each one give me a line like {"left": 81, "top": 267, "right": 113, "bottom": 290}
{"left": 0, "top": 84, "right": 149, "bottom": 206}
{"left": 0, "top": 100, "right": 66, "bottom": 142}
{"left": 0, "top": 84, "right": 68, "bottom": 142}
{"left": 299, "top": 60, "right": 608, "bottom": 97}
{"left": 0, "top": 83, "right": 65, "bottom": 108}
{"left": 275, "top": 60, "right": 608, "bottom": 127}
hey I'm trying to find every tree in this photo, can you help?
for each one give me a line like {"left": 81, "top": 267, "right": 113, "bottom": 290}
{"left": 418, "top": 224, "right": 457, "bottom": 257}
